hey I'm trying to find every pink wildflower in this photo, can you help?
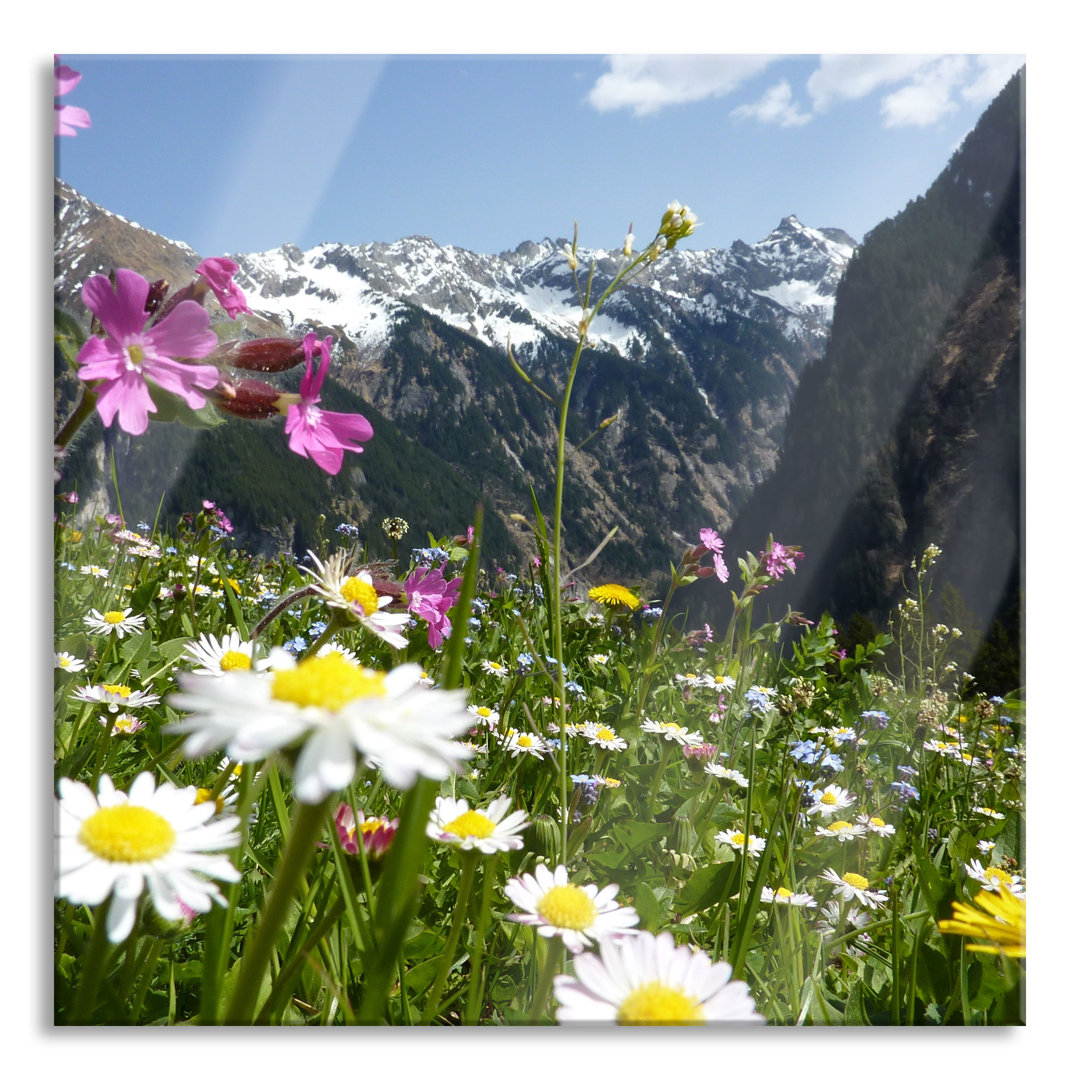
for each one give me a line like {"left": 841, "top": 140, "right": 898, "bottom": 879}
{"left": 760, "top": 541, "right": 805, "bottom": 580}
{"left": 284, "top": 334, "right": 374, "bottom": 475}
{"left": 404, "top": 564, "right": 463, "bottom": 649}
{"left": 698, "top": 526, "right": 729, "bottom": 583}
{"left": 76, "top": 269, "right": 220, "bottom": 436}
{"left": 54, "top": 56, "right": 90, "bottom": 137}
{"left": 195, "top": 257, "right": 251, "bottom": 319}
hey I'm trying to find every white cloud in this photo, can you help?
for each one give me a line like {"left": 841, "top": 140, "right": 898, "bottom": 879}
{"left": 587, "top": 53, "right": 1026, "bottom": 130}
{"left": 730, "top": 80, "right": 812, "bottom": 127}
{"left": 586, "top": 55, "right": 778, "bottom": 116}
{"left": 880, "top": 55, "right": 970, "bottom": 127}
{"left": 807, "top": 54, "right": 943, "bottom": 112}
{"left": 960, "top": 54, "right": 1026, "bottom": 104}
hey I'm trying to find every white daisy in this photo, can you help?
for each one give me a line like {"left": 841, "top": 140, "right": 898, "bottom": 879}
{"left": 857, "top": 813, "right": 896, "bottom": 838}
{"left": 183, "top": 630, "right": 260, "bottom": 677}
{"left": 640, "top": 719, "right": 704, "bottom": 746}
{"left": 964, "top": 859, "right": 1026, "bottom": 896}
{"left": 167, "top": 652, "right": 474, "bottom": 801}
{"left": 714, "top": 829, "right": 767, "bottom": 857}
{"left": 814, "top": 820, "right": 867, "bottom": 843}
{"left": 580, "top": 721, "right": 628, "bottom": 752}
{"left": 80, "top": 564, "right": 110, "bottom": 579}
{"left": 821, "top": 867, "right": 888, "bottom": 908}
{"left": 974, "top": 805, "right": 1005, "bottom": 820}
{"left": 54, "top": 651, "right": 86, "bottom": 673}
{"left": 426, "top": 794, "right": 529, "bottom": 854}
{"left": 99, "top": 712, "right": 146, "bottom": 736}
{"left": 817, "top": 899, "right": 874, "bottom": 934}
{"left": 704, "top": 763, "right": 749, "bottom": 788}
{"left": 806, "top": 783, "right": 857, "bottom": 818}
{"left": 760, "top": 886, "right": 817, "bottom": 907}
{"left": 504, "top": 862, "right": 640, "bottom": 953}
{"left": 84, "top": 607, "right": 146, "bottom": 638}
{"left": 71, "top": 683, "right": 161, "bottom": 713}
{"left": 553, "top": 930, "right": 764, "bottom": 1025}
{"left": 501, "top": 729, "right": 551, "bottom": 758}
{"left": 316, "top": 642, "right": 361, "bottom": 665}
{"left": 55, "top": 771, "right": 241, "bottom": 943}
{"left": 467, "top": 704, "right": 500, "bottom": 729}
{"left": 304, "top": 549, "right": 411, "bottom": 649}
{"left": 714, "top": 675, "right": 736, "bottom": 691}
{"left": 481, "top": 659, "right": 510, "bottom": 679}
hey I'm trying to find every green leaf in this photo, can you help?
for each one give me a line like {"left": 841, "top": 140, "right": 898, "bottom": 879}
{"left": 673, "top": 856, "right": 737, "bottom": 916}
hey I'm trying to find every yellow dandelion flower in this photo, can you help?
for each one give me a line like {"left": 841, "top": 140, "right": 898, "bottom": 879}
{"left": 588, "top": 584, "right": 640, "bottom": 610}
{"left": 938, "top": 886, "right": 1025, "bottom": 957}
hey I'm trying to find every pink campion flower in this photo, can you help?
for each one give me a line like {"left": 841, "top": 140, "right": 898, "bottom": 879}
{"left": 195, "top": 257, "right": 251, "bottom": 319}
{"left": 284, "top": 333, "right": 374, "bottom": 475}
{"left": 698, "top": 526, "right": 729, "bottom": 583}
{"left": 760, "top": 541, "right": 805, "bottom": 580}
{"left": 54, "top": 56, "right": 90, "bottom": 137}
{"left": 404, "top": 564, "right": 463, "bottom": 649}
{"left": 76, "top": 269, "right": 220, "bottom": 436}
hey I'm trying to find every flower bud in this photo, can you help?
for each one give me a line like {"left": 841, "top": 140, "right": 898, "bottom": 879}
{"left": 206, "top": 337, "right": 309, "bottom": 372}
{"left": 209, "top": 377, "right": 295, "bottom": 420}
{"left": 526, "top": 813, "right": 562, "bottom": 867}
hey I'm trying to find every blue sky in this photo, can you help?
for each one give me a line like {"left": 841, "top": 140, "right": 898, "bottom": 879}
{"left": 54, "top": 53, "right": 1023, "bottom": 259}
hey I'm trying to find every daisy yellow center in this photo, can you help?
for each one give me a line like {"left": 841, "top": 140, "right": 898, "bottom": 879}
{"left": 220, "top": 650, "right": 252, "bottom": 671}
{"left": 596, "top": 727, "right": 616, "bottom": 741}
{"left": 476, "top": 707, "right": 493, "bottom": 718}
{"left": 78, "top": 804, "right": 176, "bottom": 863}
{"left": 775, "top": 887, "right": 794, "bottom": 899}
{"left": 821, "top": 791, "right": 838, "bottom": 805}
{"left": 660, "top": 722, "right": 680, "bottom": 731}
{"left": 271, "top": 654, "right": 386, "bottom": 712}
{"left": 870, "top": 817, "right": 886, "bottom": 828}
{"left": 488, "top": 662, "right": 505, "bottom": 672}
{"left": 828, "top": 821, "right": 853, "bottom": 832}
{"left": 515, "top": 734, "right": 536, "bottom": 746}
{"left": 341, "top": 576, "right": 379, "bottom": 615}
{"left": 985, "top": 867, "right": 1013, "bottom": 887}
{"left": 535, "top": 884, "right": 597, "bottom": 930}
{"left": 444, "top": 810, "right": 495, "bottom": 839}
{"left": 359, "top": 818, "right": 384, "bottom": 835}
{"left": 729, "top": 832, "right": 746, "bottom": 846}
{"left": 103, "top": 611, "right": 127, "bottom": 625}
{"left": 194, "top": 787, "right": 225, "bottom": 814}
{"left": 843, "top": 872, "right": 869, "bottom": 890}
{"left": 102, "top": 684, "right": 131, "bottom": 697}
{"left": 616, "top": 981, "right": 704, "bottom": 1025}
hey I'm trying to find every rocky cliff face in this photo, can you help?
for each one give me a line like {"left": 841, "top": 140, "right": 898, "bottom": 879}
{"left": 718, "top": 71, "right": 1022, "bottom": 690}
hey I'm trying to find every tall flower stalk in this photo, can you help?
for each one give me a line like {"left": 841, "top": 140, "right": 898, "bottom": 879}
{"left": 521, "top": 204, "right": 699, "bottom": 861}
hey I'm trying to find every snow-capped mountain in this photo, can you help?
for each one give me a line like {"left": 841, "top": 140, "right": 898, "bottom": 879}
{"left": 227, "top": 215, "right": 854, "bottom": 363}
{"left": 53, "top": 178, "right": 856, "bottom": 580}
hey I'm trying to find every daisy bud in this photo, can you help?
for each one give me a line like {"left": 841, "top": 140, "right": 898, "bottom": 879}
{"left": 527, "top": 812, "right": 563, "bottom": 867}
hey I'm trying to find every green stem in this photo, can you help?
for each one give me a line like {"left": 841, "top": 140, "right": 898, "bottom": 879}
{"left": 420, "top": 851, "right": 479, "bottom": 1025}
{"left": 54, "top": 386, "right": 99, "bottom": 450}
{"left": 223, "top": 795, "right": 332, "bottom": 1024}
{"left": 464, "top": 855, "right": 494, "bottom": 1024}
{"left": 528, "top": 937, "right": 564, "bottom": 1024}
{"left": 68, "top": 897, "right": 114, "bottom": 1025}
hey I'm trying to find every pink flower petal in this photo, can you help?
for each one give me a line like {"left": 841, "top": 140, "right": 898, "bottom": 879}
{"left": 82, "top": 269, "right": 153, "bottom": 342}
{"left": 145, "top": 300, "right": 218, "bottom": 360}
